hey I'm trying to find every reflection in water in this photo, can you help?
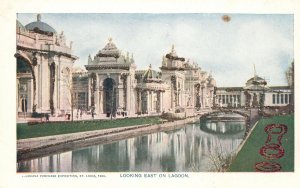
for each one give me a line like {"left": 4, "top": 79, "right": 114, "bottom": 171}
{"left": 200, "top": 119, "right": 245, "bottom": 134}
{"left": 17, "top": 120, "right": 246, "bottom": 172}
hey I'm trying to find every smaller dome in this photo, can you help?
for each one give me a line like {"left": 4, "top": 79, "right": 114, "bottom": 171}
{"left": 96, "top": 38, "right": 120, "bottom": 58}
{"left": 207, "top": 75, "right": 216, "bottom": 86}
{"left": 244, "top": 75, "right": 268, "bottom": 90}
{"left": 246, "top": 75, "right": 264, "bottom": 82}
{"left": 143, "top": 64, "right": 161, "bottom": 82}
{"left": 246, "top": 75, "right": 267, "bottom": 86}
{"left": 25, "top": 14, "right": 56, "bottom": 35}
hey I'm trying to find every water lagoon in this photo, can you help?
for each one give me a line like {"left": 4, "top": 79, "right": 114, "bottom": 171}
{"left": 17, "top": 118, "right": 246, "bottom": 172}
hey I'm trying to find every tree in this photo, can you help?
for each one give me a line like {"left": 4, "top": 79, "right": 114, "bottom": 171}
{"left": 259, "top": 93, "right": 265, "bottom": 109}
{"left": 244, "top": 91, "right": 251, "bottom": 108}
{"left": 285, "top": 61, "right": 294, "bottom": 106}
{"left": 60, "top": 68, "right": 74, "bottom": 121}
{"left": 212, "top": 87, "right": 217, "bottom": 108}
{"left": 252, "top": 93, "right": 259, "bottom": 107}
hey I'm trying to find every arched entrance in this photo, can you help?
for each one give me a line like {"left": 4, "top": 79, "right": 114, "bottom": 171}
{"left": 16, "top": 55, "right": 36, "bottom": 113}
{"left": 103, "top": 78, "right": 116, "bottom": 116}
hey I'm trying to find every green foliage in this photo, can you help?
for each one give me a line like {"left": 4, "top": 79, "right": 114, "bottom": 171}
{"left": 259, "top": 93, "right": 265, "bottom": 109}
{"left": 229, "top": 115, "right": 294, "bottom": 172}
{"left": 244, "top": 91, "right": 251, "bottom": 108}
{"left": 252, "top": 93, "right": 259, "bottom": 107}
{"left": 17, "top": 117, "right": 162, "bottom": 140}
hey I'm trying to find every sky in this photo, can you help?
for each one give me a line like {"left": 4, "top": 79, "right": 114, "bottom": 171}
{"left": 17, "top": 13, "right": 293, "bottom": 87}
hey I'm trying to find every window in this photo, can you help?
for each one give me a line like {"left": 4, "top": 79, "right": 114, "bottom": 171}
{"left": 277, "top": 94, "right": 280, "bottom": 104}
{"left": 272, "top": 94, "right": 276, "bottom": 104}
{"left": 281, "top": 94, "right": 284, "bottom": 104}
{"left": 285, "top": 94, "right": 288, "bottom": 104}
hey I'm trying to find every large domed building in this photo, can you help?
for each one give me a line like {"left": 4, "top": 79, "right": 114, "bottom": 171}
{"left": 215, "top": 70, "right": 292, "bottom": 108}
{"left": 16, "top": 14, "right": 78, "bottom": 117}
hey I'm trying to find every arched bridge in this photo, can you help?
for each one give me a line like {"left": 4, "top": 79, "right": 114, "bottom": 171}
{"left": 197, "top": 107, "right": 259, "bottom": 120}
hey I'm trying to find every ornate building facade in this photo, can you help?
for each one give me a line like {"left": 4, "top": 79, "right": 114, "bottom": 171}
{"left": 73, "top": 39, "right": 216, "bottom": 117}
{"left": 16, "top": 15, "right": 292, "bottom": 119}
{"left": 16, "top": 14, "right": 78, "bottom": 116}
{"left": 160, "top": 45, "right": 216, "bottom": 113}
{"left": 215, "top": 72, "right": 292, "bottom": 108}
{"left": 84, "top": 38, "right": 137, "bottom": 116}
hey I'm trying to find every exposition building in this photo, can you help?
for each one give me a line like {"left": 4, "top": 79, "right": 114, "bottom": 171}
{"left": 215, "top": 67, "right": 293, "bottom": 109}
{"left": 74, "top": 39, "right": 216, "bottom": 117}
{"left": 16, "top": 15, "right": 216, "bottom": 118}
{"left": 16, "top": 14, "right": 77, "bottom": 116}
{"left": 16, "top": 14, "right": 292, "bottom": 119}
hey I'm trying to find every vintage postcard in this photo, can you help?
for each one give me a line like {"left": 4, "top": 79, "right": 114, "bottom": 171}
{"left": 1, "top": 0, "right": 300, "bottom": 188}
{"left": 15, "top": 12, "right": 294, "bottom": 173}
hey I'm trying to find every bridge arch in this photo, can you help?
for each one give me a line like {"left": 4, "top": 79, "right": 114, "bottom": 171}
{"left": 201, "top": 108, "right": 250, "bottom": 119}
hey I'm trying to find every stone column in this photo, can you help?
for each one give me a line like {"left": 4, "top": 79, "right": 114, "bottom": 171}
{"left": 88, "top": 77, "right": 91, "bottom": 107}
{"left": 99, "top": 86, "right": 103, "bottom": 114}
{"left": 200, "top": 86, "right": 204, "bottom": 108}
{"left": 136, "top": 89, "right": 139, "bottom": 113}
{"left": 27, "top": 79, "right": 32, "bottom": 113}
{"left": 127, "top": 74, "right": 135, "bottom": 115}
{"left": 126, "top": 74, "right": 134, "bottom": 114}
{"left": 191, "top": 81, "right": 194, "bottom": 108}
{"left": 37, "top": 63, "right": 41, "bottom": 110}
{"left": 233, "top": 95, "right": 236, "bottom": 107}
{"left": 240, "top": 91, "right": 244, "bottom": 107}
{"left": 180, "top": 81, "right": 182, "bottom": 107}
{"left": 171, "top": 87, "right": 175, "bottom": 109}
{"left": 156, "top": 91, "right": 160, "bottom": 113}
{"left": 161, "top": 92, "right": 164, "bottom": 112}
{"left": 203, "top": 86, "right": 207, "bottom": 108}
{"left": 147, "top": 91, "right": 150, "bottom": 114}
{"left": 53, "top": 63, "right": 58, "bottom": 113}
{"left": 32, "top": 64, "right": 38, "bottom": 112}
{"left": 122, "top": 75, "right": 127, "bottom": 111}
{"left": 279, "top": 93, "right": 281, "bottom": 104}
{"left": 56, "top": 62, "right": 60, "bottom": 111}
{"left": 118, "top": 85, "right": 124, "bottom": 111}
{"left": 94, "top": 75, "right": 100, "bottom": 115}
